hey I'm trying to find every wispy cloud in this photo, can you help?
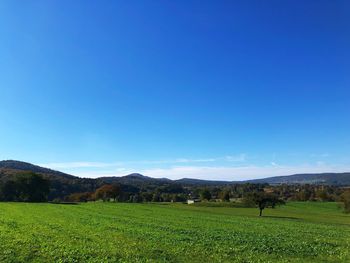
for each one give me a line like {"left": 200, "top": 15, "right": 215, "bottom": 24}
{"left": 130, "top": 158, "right": 217, "bottom": 165}
{"left": 224, "top": 154, "right": 246, "bottom": 162}
{"left": 38, "top": 162, "right": 123, "bottom": 169}
{"left": 310, "top": 153, "right": 330, "bottom": 158}
{"left": 40, "top": 153, "right": 350, "bottom": 181}
{"left": 40, "top": 154, "right": 247, "bottom": 169}
{"left": 58, "top": 163, "right": 350, "bottom": 181}
{"left": 139, "top": 164, "right": 350, "bottom": 181}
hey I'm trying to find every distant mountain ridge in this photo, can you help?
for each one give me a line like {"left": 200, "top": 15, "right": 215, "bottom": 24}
{"left": 246, "top": 172, "right": 350, "bottom": 186}
{"left": 101, "top": 173, "right": 171, "bottom": 187}
{"left": 1, "top": 160, "right": 350, "bottom": 187}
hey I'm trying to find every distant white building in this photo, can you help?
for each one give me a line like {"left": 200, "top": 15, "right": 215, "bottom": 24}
{"left": 187, "top": 199, "right": 200, "bottom": 204}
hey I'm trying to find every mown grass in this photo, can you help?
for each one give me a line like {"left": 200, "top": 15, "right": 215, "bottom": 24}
{"left": 0, "top": 202, "right": 349, "bottom": 262}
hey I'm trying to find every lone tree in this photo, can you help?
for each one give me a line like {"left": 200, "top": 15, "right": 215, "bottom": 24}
{"left": 244, "top": 192, "right": 285, "bottom": 216}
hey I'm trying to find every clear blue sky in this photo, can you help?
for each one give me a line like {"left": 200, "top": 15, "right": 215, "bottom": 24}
{"left": 0, "top": 1, "right": 349, "bottom": 180}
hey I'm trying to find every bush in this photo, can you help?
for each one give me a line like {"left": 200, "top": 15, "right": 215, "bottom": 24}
{"left": 52, "top": 198, "right": 62, "bottom": 204}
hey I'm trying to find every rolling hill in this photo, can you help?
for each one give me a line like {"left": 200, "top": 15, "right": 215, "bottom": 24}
{"left": 0, "top": 160, "right": 101, "bottom": 200}
{"left": 1, "top": 160, "right": 350, "bottom": 200}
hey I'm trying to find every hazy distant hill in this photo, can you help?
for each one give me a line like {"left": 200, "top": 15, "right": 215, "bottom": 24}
{"left": 246, "top": 173, "right": 350, "bottom": 185}
{"left": 174, "top": 178, "right": 233, "bottom": 186}
{"left": 102, "top": 173, "right": 171, "bottom": 187}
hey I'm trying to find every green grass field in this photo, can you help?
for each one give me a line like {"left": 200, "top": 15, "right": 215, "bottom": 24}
{"left": 0, "top": 202, "right": 349, "bottom": 262}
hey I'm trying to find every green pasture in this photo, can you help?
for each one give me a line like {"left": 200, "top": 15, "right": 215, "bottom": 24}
{"left": 0, "top": 202, "right": 349, "bottom": 262}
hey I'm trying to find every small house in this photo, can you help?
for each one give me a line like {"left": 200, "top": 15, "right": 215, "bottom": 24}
{"left": 187, "top": 199, "right": 200, "bottom": 204}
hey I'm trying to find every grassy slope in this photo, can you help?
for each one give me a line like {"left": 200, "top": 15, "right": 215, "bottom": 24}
{"left": 0, "top": 202, "right": 349, "bottom": 263}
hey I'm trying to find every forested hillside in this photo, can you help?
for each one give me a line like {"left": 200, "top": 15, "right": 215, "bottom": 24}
{"left": 1, "top": 160, "right": 350, "bottom": 202}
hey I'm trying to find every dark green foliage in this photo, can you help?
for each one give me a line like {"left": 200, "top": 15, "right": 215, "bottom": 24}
{"left": 219, "top": 189, "right": 230, "bottom": 201}
{"left": 341, "top": 191, "right": 350, "bottom": 213}
{"left": 200, "top": 189, "right": 212, "bottom": 201}
{"left": 158, "top": 184, "right": 185, "bottom": 194}
{"left": 152, "top": 192, "right": 162, "bottom": 202}
{"left": 129, "top": 194, "right": 143, "bottom": 203}
{"left": 15, "top": 173, "right": 50, "bottom": 202}
{"left": 0, "top": 172, "right": 49, "bottom": 202}
{"left": 140, "top": 192, "right": 153, "bottom": 202}
{"left": 0, "top": 180, "right": 17, "bottom": 201}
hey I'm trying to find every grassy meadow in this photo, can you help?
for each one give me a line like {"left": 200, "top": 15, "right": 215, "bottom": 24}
{"left": 0, "top": 202, "right": 349, "bottom": 262}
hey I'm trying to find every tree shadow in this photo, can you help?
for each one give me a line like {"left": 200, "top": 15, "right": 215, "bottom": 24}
{"left": 263, "top": 215, "right": 300, "bottom": 220}
{"left": 49, "top": 202, "right": 79, "bottom": 205}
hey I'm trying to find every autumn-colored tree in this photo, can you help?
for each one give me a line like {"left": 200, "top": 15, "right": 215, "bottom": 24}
{"left": 95, "top": 184, "right": 121, "bottom": 202}
{"left": 66, "top": 192, "right": 95, "bottom": 202}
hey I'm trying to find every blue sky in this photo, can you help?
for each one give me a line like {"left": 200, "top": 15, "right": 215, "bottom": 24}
{"left": 0, "top": 1, "right": 349, "bottom": 180}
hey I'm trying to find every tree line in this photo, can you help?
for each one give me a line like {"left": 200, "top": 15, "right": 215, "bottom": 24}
{"left": 63, "top": 181, "right": 350, "bottom": 214}
{"left": 0, "top": 172, "right": 50, "bottom": 202}
{"left": 1, "top": 172, "right": 349, "bottom": 214}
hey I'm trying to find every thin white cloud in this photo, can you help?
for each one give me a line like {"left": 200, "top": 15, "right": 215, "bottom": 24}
{"left": 131, "top": 158, "right": 217, "bottom": 165}
{"left": 68, "top": 164, "right": 350, "bottom": 181}
{"left": 39, "top": 162, "right": 123, "bottom": 169}
{"left": 40, "top": 154, "right": 350, "bottom": 181}
{"left": 40, "top": 154, "right": 246, "bottom": 170}
{"left": 139, "top": 164, "right": 350, "bottom": 181}
{"left": 310, "top": 153, "right": 330, "bottom": 158}
{"left": 224, "top": 154, "right": 246, "bottom": 162}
